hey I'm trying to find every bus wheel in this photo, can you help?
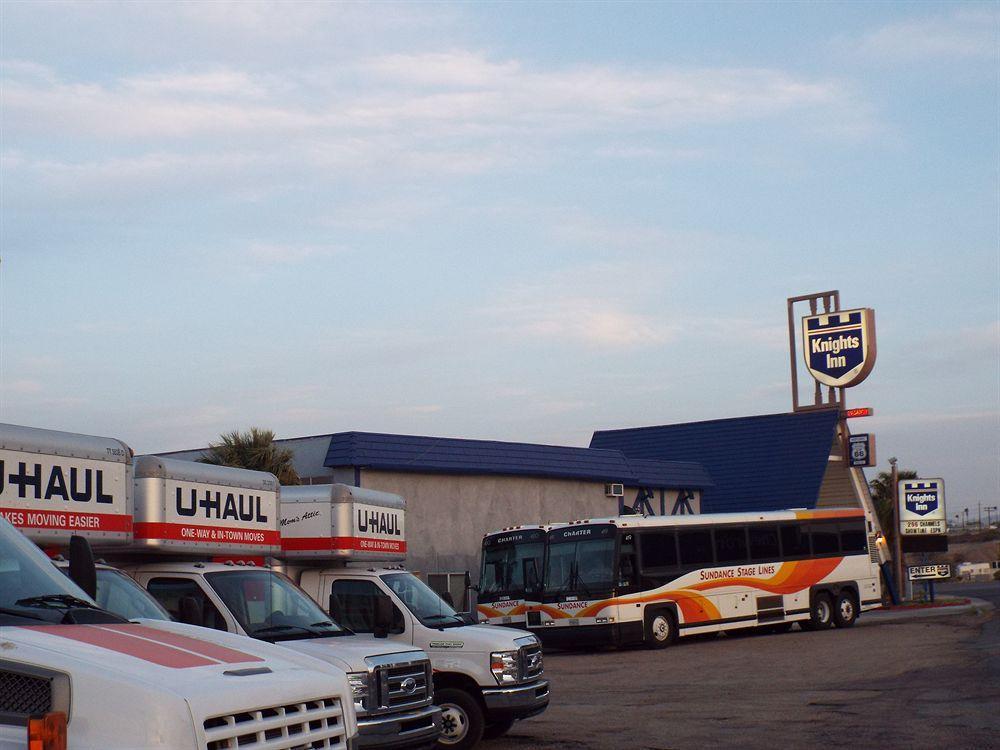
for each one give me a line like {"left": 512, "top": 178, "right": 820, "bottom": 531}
{"left": 803, "top": 592, "right": 834, "bottom": 631}
{"left": 435, "top": 688, "right": 485, "bottom": 749}
{"left": 644, "top": 610, "right": 677, "bottom": 649}
{"left": 833, "top": 591, "right": 858, "bottom": 628}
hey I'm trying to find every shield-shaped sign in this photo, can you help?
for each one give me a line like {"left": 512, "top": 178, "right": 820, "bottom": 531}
{"left": 801, "top": 308, "right": 877, "bottom": 388}
{"left": 903, "top": 482, "right": 939, "bottom": 517}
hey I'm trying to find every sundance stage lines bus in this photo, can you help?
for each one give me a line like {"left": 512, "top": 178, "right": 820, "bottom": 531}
{"left": 476, "top": 526, "right": 550, "bottom": 627}
{"left": 525, "top": 508, "right": 880, "bottom": 648}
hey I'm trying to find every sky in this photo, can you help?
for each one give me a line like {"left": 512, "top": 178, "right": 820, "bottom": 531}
{"left": 1, "top": 1, "right": 997, "bottom": 520}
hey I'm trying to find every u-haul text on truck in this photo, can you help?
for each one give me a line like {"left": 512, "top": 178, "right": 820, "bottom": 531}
{"left": 0, "top": 423, "right": 358, "bottom": 750}
{"left": 276, "top": 484, "right": 550, "bottom": 750}
{"left": 0, "top": 423, "right": 132, "bottom": 543}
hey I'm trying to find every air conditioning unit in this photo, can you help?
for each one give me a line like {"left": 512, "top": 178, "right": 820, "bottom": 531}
{"left": 605, "top": 483, "right": 624, "bottom": 498}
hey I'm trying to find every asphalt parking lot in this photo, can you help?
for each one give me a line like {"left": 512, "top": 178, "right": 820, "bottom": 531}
{"left": 492, "top": 593, "right": 1000, "bottom": 750}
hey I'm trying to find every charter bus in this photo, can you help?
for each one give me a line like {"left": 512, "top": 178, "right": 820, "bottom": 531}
{"left": 476, "top": 525, "right": 551, "bottom": 626}
{"left": 525, "top": 508, "right": 881, "bottom": 648}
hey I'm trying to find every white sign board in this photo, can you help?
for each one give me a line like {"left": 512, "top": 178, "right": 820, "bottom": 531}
{"left": 279, "top": 484, "right": 406, "bottom": 561}
{"left": 0, "top": 424, "right": 133, "bottom": 545}
{"left": 899, "top": 478, "right": 946, "bottom": 536}
{"left": 908, "top": 564, "right": 951, "bottom": 581}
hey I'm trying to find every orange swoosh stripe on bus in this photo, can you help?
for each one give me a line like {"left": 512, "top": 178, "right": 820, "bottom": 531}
{"left": 531, "top": 557, "right": 844, "bottom": 625}
{"left": 476, "top": 603, "right": 530, "bottom": 618}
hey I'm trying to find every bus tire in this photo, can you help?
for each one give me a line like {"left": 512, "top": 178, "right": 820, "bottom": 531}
{"left": 803, "top": 592, "right": 834, "bottom": 631}
{"left": 833, "top": 590, "right": 858, "bottom": 628}
{"left": 435, "top": 688, "right": 485, "bottom": 750}
{"left": 644, "top": 609, "right": 677, "bottom": 649}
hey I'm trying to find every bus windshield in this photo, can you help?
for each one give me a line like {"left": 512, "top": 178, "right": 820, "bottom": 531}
{"left": 544, "top": 530, "right": 616, "bottom": 598}
{"left": 479, "top": 537, "right": 544, "bottom": 601}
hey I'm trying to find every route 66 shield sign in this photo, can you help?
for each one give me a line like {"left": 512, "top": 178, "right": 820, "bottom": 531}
{"left": 801, "top": 308, "right": 877, "bottom": 388}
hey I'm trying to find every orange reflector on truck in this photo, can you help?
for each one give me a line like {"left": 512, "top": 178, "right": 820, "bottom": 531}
{"left": 28, "top": 711, "right": 67, "bottom": 750}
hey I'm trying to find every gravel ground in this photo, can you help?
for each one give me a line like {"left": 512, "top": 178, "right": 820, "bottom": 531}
{"left": 490, "top": 605, "right": 1000, "bottom": 750}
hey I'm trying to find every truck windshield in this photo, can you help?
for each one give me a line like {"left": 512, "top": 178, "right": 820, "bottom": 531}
{"left": 479, "top": 540, "right": 544, "bottom": 602}
{"left": 0, "top": 517, "right": 122, "bottom": 625}
{"left": 544, "top": 538, "right": 616, "bottom": 598}
{"left": 381, "top": 572, "right": 465, "bottom": 628}
{"left": 57, "top": 565, "right": 171, "bottom": 621}
{"left": 206, "top": 569, "right": 347, "bottom": 641}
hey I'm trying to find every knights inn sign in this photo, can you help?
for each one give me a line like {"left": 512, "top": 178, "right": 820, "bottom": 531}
{"left": 801, "top": 307, "right": 877, "bottom": 388}
{"left": 899, "top": 478, "right": 947, "bottom": 536}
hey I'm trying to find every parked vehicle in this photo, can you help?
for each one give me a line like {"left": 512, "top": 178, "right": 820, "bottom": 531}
{"left": 525, "top": 508, "right": 882, "bottom": 648}
{"left": 0, "top": 422, "right": 359, "bottom": 750}
{"left": 114, "top": 456, "right": 442, "bottom": 750}
{"left": 476, "top": 525, "right": 551, "bottom": 627}
{"left": 276, "top": 484, "right": 550, "bottom": 750}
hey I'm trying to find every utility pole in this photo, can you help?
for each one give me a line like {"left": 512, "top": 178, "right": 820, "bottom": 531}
{"left": 890, "top": 458, "right": 904, "bottom": 601}
{"left": 978, "top": 503, "right": 982, "bottom": 529}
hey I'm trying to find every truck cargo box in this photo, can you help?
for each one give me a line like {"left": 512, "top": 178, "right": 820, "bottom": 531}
{"left": 0, "top": 422, "right": 133, "bottom": 545}
{"left": 132, "top": 455, "right": 280, "bottom": 556}
{"left": 279, "top": 484, "right": 405, "bottom": 561}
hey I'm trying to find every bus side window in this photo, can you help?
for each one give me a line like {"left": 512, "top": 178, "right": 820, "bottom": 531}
{"left": 678, "top": 529, "right": 713, "bottom": 568}
{"left": 839, "top": 521, "right": 867, "bottom": 553}
{"left": 809, "top": 522, "right": 840, "bottom": 556}
{"left": 779, "top": 524, "right": 810, "bottom": 558}
{"left": 714, "top": 526, "right": 748, "bottom": 564}
{"left": 748, "top": 524, "right": 780, "bottom": 561}
{"left": 617, "top": 533, "right": 638, "bottom": 589}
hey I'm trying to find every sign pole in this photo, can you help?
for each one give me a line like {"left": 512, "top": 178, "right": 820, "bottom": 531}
{"left": 890, "top": 458, "right": 904, "bottom": 601}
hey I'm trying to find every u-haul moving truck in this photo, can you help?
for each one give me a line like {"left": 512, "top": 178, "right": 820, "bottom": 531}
{"left": 0, "top": 423, "right": 358, "bottom": 750}
{"left": 275, "top": 485, "right": 550, "bottom": 750}
{"left": 112, "top": 456, "right": 442, "bottom": 750}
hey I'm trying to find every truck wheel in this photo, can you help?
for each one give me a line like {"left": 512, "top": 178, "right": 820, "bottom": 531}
{"left": 644, "top": 609, "right": 677, "bottom": 649}
{"left": 482, "top": 717, "right": 515, "bottom": 740}
{"left": 802, "top": 592, "right": 834, "bottom": 631}
{"left": 833, "top": 590, "right": 858, "bottom": 628}
{"left": 435, "top": 688, "right": 485, "bottom": 749}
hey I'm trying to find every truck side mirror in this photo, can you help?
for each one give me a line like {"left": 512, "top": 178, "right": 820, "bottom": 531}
{"left": 68, "top": 535, "right": 97, "bottom": 600}
{"left": 179, "top": 595, "right": 204, "bottom": 627}
{"left": 373, "top": 595, "right": 392, "bottom": 639}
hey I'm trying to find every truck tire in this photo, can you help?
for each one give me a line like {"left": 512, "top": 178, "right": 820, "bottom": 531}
{"left": 482, "top": 717, "right": 516, "bottom": 740}
{"left": 801, "top": 592, "right": 834, "bottom": 631}
{"left": 833, "top": 590, "right": 858, "bottom": 628}
{"left": 644, "top": 609, "right": 677, "bottom": 649}
{"left": 435, "top": 687, "right": 485, "bottom": 750}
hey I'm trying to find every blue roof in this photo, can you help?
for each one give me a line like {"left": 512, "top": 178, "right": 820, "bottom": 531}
{"left": 324, "top": 432, "right": 711, "bottom": 489}
{"left": 590, "top": 410, "right": 840, "bottom": 513}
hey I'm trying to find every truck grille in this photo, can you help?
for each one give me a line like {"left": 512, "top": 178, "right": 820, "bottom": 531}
{"left": 0, "top": 669, "right": 51, "bottom": 716}
{"left": 203, "top": 696, "right": 346, "bottom": 750}
{"left": 519, "top": 643, "right": 544, "bottom": 681}
{"left": 377, "top": 662, "right": 431, "bottom": 711}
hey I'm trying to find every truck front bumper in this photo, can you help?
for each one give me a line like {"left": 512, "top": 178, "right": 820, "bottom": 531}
{"left": 481, "top": 678, "right": 550, "bottom": 722}
{"left": 356, "top": 704, "right": 442, "bottom": 750}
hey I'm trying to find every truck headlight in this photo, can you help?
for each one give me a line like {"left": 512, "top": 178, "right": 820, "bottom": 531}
{"left": 490, "top": 650, "right": 519, "bottom": 685}
{"left": 347, "top": 671, "right": 371, "bottom": 711}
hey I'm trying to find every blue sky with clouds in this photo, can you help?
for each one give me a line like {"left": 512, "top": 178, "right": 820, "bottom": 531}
{"left": 1, "top": 1, "right": 997, "bottom": 519}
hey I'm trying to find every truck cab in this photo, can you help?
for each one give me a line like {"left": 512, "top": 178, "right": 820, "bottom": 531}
{"left": 277, "top": 484, "right": 550, "bottom": 750}
{"left": 112, "top": 456, "right": 442, "bottom": 750}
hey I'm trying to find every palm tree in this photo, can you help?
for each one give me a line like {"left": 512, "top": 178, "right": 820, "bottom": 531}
{"left": 868, "top": 461, "right": 917, "bottom": 542}
{"left": 199, "top": 427, "right": 300, "bottom": 485}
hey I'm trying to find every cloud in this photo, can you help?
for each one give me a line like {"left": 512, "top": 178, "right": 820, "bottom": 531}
{"left": 245, "top": 242, "right": 345, "bottom": 264}
{"left": 1, "top": 379, "right": 44, "bottom": 395}
{"left": 853, "top": 8, "right": 998, "bottom": 61}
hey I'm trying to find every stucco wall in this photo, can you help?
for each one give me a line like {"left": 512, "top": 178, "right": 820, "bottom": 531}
{"left": 359, "top": 469, "right": 628, "bottom": 577}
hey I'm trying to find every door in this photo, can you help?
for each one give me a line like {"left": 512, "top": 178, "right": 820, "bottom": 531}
{"left": 144, "top": 575, "right": 234, "bottom": 632}
{"left": 326, "top": 577, "right": 409, "bottom": 641}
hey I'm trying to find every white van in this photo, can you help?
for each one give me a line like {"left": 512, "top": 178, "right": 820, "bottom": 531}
{"left": 276, "top": 484, "right": 550, "bottom": 750}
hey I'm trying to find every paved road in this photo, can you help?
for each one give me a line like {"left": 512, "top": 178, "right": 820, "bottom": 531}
{"left": 937, "top": 579, "right": 1000, "bottom": 606}
{"left": 493, "top": 604, "right": 999, "bottom": 749}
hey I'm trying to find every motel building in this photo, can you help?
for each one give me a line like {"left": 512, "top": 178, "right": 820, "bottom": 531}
{"left": 162, "top": 406, "right": 870, "bottom": 607}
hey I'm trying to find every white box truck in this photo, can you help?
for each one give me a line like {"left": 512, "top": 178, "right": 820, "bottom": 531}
{"left": 0, "top": 423, "right": 359, "bottom": 750}
{"left": 112, "top": 456, "right": 442, "bottom": 750}
{"left": 276, "top": 485, "right": 550, "bottom": 750}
